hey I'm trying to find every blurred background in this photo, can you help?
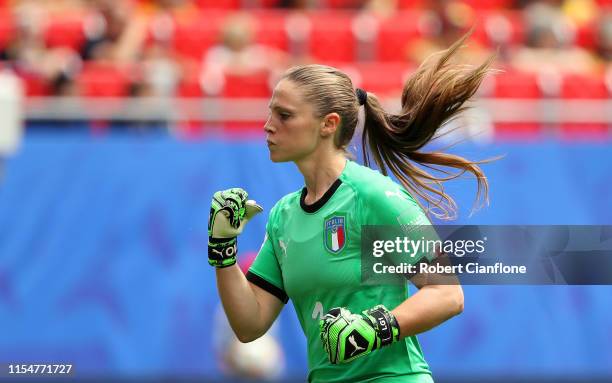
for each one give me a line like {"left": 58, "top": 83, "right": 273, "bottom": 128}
{"left": 0, "top": 0, "right": 611, "bottom": 382}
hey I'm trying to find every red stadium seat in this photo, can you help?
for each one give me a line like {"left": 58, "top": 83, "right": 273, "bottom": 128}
{"left": 397, "top": 0, "right": 427, "bottom": 9}
{"left": 375, "top": 12, "right": 420, "bottom": 62}
{"left": 44, "top": 15, "right": 86, "bottom": 50}
{"left": 308, "top": 12, "right": 355, "bottom": 62}
{"left": 322, "top": 0, "right": 364, "bottom": 8}
{"left": 467, "top": 16, "right": 491, "bottom": 47}
{"left": 252, "top": 11, "right": 289, "bottom": 51}
{"left": 77, "top": 63, "right": 132, "bottom": 97}
{"left": 257, "top": 0, "right": 282, "bottom": 6}
{"left": 177, "top": 76, "right": 203, "bottom": 98}
{"left": 172, "top": 22, "right": 219, "bottom": 60}
{"left": 494, "top": 70, "right": 541, "bottom": 98}
{"left": 493, "top": 70, "right": 543, "bottom": 139}
{"left": 177, "top": 62, "right": 204, "bottom": 98}
{"left": 222, "top": 70, "right": 271, "bottom": 98}
{"left": 348, "top": 62, "right": 413, "bottom": 97}
{"left": 462, "top": 0, "right": 514, "bottom": 9}
{"left": 195, "top": 0, "right": 240, "bottom": 9}
{"left": 171, "top": 12, "right": 229, "bottom": 60}
{"left": 574, "top": 22, "right": 597, "bottom": 50}
{"left": 596, "top": 0, "right": 612, "bottom": 7}
{"left": 559, "top": 73, "right": 610, "bottom": 139}
{"left": 0, "top": 10, "right": 13, "bottom": 51}
{"left": 177, "top": 82, "right": 203, "bottom": 98}
{"left": 562, "top": 73, "right": 608, "bottom": 99}
{"left": 177, "top": 75, "right": 203, "bottom": 98}
{"left": 19, "top": 74, "right": 52, "bottom": 97}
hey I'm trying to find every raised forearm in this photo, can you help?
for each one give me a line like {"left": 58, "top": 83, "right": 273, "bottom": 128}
{"left": 216, "top": 265, "right": 266, "bottom": 342}
{"left": 209, "top": 188, "right": 274, "bottom": 342}
{"left": 391, "top": 285, "right": 464, "bottom": 338}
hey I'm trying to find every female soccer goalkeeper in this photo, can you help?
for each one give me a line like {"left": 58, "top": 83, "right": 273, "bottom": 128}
{"left": 208, "top": 35, "right": 493, "bottom": 382}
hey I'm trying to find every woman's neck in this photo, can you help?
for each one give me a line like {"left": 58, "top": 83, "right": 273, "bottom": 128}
{"left": 296, "top": 151, "right": 346, "bottom": 205}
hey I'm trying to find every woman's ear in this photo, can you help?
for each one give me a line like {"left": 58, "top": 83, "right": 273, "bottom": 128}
{"left": 321, "top": 113, "right": 340, "bottom": 138}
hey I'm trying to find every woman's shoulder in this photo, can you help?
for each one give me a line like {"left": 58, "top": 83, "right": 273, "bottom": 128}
{"left": 342, "top": 161, "right": 405, "bottom": 199}
{"left": 343, "top": 161, "right": 422, "bottom": 216}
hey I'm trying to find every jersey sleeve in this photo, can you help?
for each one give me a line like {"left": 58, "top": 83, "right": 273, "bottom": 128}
{"left": 246, "top": 211, "right": 289, "bottom": 304}
{"left": 360, "top": 187, "right": 439, "bottom": 265}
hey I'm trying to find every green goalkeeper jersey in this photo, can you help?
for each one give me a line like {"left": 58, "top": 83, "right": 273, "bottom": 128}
{"left": 246, "top": 160, "right": 434, "bottom": 383}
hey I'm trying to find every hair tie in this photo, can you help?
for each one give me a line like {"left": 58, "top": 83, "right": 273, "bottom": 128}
{"left": 356, "top": 88, "right": 367, "bottom": 106}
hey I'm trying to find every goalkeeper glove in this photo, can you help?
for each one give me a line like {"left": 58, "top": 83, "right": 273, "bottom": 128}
{"left": 208, "top": 188, "right": 263, "bottom": 268}
{"left": 320, "top": 305, "right": 400, "bottom": 364}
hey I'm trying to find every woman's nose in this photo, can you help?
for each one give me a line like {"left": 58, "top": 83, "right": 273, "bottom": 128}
{"left": 264, "top": 117, "right": 274, "bottom": 133}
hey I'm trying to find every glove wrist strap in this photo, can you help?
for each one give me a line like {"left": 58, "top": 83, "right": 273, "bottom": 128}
{"left": 365, "top": 306, "right": 400, "bottom": 347}
{"left": 208, "top": 236, "right": 237, "bottom": 268}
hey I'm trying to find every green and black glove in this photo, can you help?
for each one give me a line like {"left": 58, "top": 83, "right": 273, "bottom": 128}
{"left": 320, "top": 305, "right": 400, "bottom": 364}
{"left": 208, "top": 188, "right": 263, "bottom": 268}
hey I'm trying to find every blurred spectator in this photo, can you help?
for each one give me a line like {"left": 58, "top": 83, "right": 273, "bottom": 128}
{"left": 131, "top": 41, "right": 180, "bottom": 97}
{"left": 512, "top": 1, "right": 599, "bottom": 75}
{"left": 562, "top": 0, "right": 598, "bottom": 28}
{"left": 0, "top": 3, "right": 47, "bottom": 73}
{"left": 0, "top": 2, "right": 82, "bottom": 95}
{"left": 200, "top": 13, "right": 289, "bottom": 95}
{"left": 276, "top": 0, "right": 315, "bottom": 9}
{"left": 135, "top": 0, "right": 199, "bottom": 21}
{"left": 1, "top": 0, "right": 611, "bottom": 100}
{"left": 0, "top": 69, "right": 23, "bottom": 159}
{"left": 404, "top": 1, "right": 493, "bottom": 66}
{"left": 275, "top": 0, "right": 332, "bottom": 9}
{"left": 364, "top": 0, "right": 398, "bottom": 17}
{"left": 82, "top": 0, "right": 147, "bottom": 63}
{"left": 596, "top": 13, "right": 612, "bottom": 63}
{"left": 150, "top": 0, "right": 193, "bottom": 10}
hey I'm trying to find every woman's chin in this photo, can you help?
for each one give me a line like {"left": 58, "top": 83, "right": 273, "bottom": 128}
{"left": 269, "top": 151, "right": 291, "bottom": 163}
{"left": 269, "top": 154, "right": 285, "bottom": 163}
{"left": 269, "top": 151, "right": 281, "bottom": 163}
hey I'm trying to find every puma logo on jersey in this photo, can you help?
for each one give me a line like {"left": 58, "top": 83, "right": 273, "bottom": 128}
{"left": 385, "top": 190, "right": 405, "bottom": 199}
{"left": 210, "top": 248, "right": 223, "bottom": 255}
{"left": 348, "top": 335, "right": 366, "bottom": 356}
{"left": 312, "top": 301, "right": 324, "bottom": 320}
{"left": 279, "top": 239, "right": 288, "bottom": 257}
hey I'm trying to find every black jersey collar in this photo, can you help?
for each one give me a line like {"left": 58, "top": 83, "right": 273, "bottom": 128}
{"left": 300, "top": 178, "right": 343, "bottom": 213}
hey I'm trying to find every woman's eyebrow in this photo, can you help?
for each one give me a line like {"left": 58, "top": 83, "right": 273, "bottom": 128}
{"left": 269, "top": 104, "right": 295, "bottom": 113}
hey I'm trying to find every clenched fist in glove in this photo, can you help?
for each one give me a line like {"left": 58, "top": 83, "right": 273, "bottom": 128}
{"left": 208, "top": 188, "right": 263, "bottom": 268}
{"left": 320, "top": 305, "right": 400, "bottom": 364}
